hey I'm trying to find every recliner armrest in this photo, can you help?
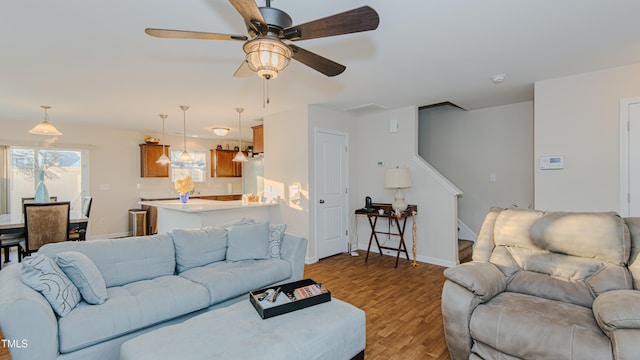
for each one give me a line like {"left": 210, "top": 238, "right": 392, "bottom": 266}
{"left": 443, "top": 261, "right": 506, "bottom": 301}
{"left": 593, "top": 289, "right": 640, "bottom": 334}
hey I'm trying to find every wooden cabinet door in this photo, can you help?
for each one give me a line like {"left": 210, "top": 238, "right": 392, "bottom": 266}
{"left": 211, "top": 149, "right": 238, "bottom": 177}
{"left": 140, "top": 144, "right": 169, "bottom": 177}
{"left": 211, "top": 149, "right": 246, "bottom": 177}
{"left": 252, "top": 125, "right": 264, "bottom": 153}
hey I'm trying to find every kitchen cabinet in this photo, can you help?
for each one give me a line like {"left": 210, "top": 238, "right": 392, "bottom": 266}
{"left": 140, "top": 144, "right": 170, "bottom": 177}
{"left": 252, "top": 125, "right": 263, "bottom": 153}
{"left": 210, "top": 149, "right": 246, "bottom": 177}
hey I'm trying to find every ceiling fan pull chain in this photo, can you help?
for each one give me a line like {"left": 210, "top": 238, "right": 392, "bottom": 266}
{"left": 262, "top": 78, "right": 271, "bottom": 108}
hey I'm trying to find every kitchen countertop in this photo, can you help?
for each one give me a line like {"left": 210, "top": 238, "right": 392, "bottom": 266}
{"left": 139, "top": 194, "right": 242, "bottom": 201}
{"left": 138, "top": 199, "right": 276, "bottom": 213}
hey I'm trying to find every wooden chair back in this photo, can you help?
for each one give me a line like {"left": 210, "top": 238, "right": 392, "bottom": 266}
{"left": 23, "top": 201, "right": 70, "bottom": 255}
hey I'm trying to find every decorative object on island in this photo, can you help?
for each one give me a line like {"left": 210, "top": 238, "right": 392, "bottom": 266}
{"left": 29, "top": 105, "right": 62, "bottom": 136}
{"left": 174, "top": 175, "right": 194, "bottom": 203}
{"left": 156, "top": 114, "right": 171, "bottom": 165}
{"left": 384, "top": 166, "right": 412, "bottom": 212}
{"left": 177, "top": 105, "right": 193, "bottom": 162}
{"left": 212, "top": 127, "right": 230, "bottom": 136}
{"left": 232, "top": 108, "right": 248, "bottom": 162}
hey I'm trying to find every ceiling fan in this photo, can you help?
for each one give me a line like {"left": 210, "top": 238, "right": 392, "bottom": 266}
{"left": 145, "top": 0, "right": 380, "bottom": 80}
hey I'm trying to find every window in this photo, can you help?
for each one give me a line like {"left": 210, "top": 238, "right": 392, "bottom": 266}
{"left": 9, "top": 146, "right": 89, "bottom": 214}
{"left": 170, "top": 150, "right": 206, "bottom": 183}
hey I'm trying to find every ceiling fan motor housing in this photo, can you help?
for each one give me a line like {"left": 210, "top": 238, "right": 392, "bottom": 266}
{"left": 246, "top": 7, "right": 292, "bottom": 37}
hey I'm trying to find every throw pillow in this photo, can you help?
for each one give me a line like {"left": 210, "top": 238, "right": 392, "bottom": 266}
{"left": 170, "top": 227, "right": 228, "bottom": 273}
{"left": 226, "top": 221, "right": 270, "bottom": 261}
{"left": 268, "top": 224, "right": 287, "bottom": 258}
{"left": 56, "top": 251, "right": 108, "bottom": 305}
{"left": 21, "top": 254, "right": 81, "bottom": 317}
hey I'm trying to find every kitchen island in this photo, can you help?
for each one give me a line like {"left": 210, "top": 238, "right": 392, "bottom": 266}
{"left": 137, "top": 199, "right": 277, "bottom": 234}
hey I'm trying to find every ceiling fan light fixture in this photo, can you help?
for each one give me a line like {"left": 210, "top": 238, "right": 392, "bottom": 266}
{"left": 212, "top": 127, "right": 230, "bottom": 136}
{"left": 29, "top": 105, "right": 62, "bottom": 136}
{"left": 243, "top": 37, "right": 292, "bottom": 79}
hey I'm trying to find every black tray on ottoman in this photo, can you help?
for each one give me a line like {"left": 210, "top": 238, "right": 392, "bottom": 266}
{"left": 249, "top": 278, "right": 331, "bottom": 319}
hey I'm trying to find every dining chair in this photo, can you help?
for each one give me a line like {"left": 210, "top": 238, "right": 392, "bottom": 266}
{"left": 0, "top": 197, "right": 58, "bottom": 266}
{"left": 68, "top": 196, "right": 92, "bottom": 241}
{"left": 21, "top": 196, "right": 58, "bottom": 207}
{"left": 19, "top": 201, "right": 70, "bottom": 260}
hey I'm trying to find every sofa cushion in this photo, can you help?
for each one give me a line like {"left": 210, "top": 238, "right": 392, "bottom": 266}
{"left": 57, "top": 275, "right": 210, "bottom": 353}
{"left": 226, "top": 221, "right": 270, "bottom": 261}
{"left": 268, "top": 224, "right": 287, "bottom": 258}
{"left": 470, "top": 292, "right": 612, "bottom": 360}
{"left": 170, "top": 227, "right": 228, "bottom": 273}
{"left": 21, "top": 254, "right": 81, "bottom": 317}
{"left": 38, "top": 234, "right": 176, "bottom": 287}
{"left": 56, "top": 251, "right": 108, "bottom": 305}
{"left": 179, "top": 258, "right": 292, "bottom": 304}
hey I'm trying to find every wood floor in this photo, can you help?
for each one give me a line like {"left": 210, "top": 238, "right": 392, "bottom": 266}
{"left": 304, "top": 251, "right": 450, "bottom": 360}
{"left": 0, "top": 250, "right": 451, "bottom": 360}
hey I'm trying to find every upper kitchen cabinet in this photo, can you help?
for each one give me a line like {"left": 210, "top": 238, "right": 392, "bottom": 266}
{"left": 252, "top": 125, "right": 263, "bottom": 154}
{"left": 211, "top": 149, "right": 244, "bottom": 177}
{"left": 140, "top": 144, "right": 170, "bottom": 177}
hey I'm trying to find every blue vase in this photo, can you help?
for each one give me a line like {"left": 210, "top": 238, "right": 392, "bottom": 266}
{"left": 179, "top": 193, "right": 189, "bottom": 203}
{"left": 34, "top": 170, "right": 50, "bottom": 203}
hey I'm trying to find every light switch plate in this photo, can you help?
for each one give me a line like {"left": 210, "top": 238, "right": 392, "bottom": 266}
{"left": 389, "top": 119, "right": 398, "bottom": 133}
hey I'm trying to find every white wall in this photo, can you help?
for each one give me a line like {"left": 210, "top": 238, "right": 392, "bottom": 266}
{"left": 535, "top": 63, "right": 640, "bottom": 211}
{"left": 420, "top": 102, "right": 534, "bottom": 233}
{"left": 262, "top": 105, "right": 310, "bottom": 249}
{"left": 354, "top": 106, "right": 458, "bottom": 266}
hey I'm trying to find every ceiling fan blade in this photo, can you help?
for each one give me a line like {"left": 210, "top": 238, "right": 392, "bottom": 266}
{"left": 233, "top": 60, "right": 254, "bottom": 78}
{"left": 145, "top": 28, "right": 247, "bottom": 41}
{"left": 228, "top": 0, "right": 267, "bottom": 35}
{"left": 284, "top": 6, "right": 379, "bottom": 41}
{"left": 289, "top": 45, "right": 345, "bottom": 77}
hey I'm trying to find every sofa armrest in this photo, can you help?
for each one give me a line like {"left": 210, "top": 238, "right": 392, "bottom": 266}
{"left": 279, "top": 233, "right": 308, "bottom": 281}
{"left": 593, "top": 289, "right": 640, "bottom": 334}
{"left": 0, "top": 264, "right": 59, "bottom": 360}
{"left": 443, "top": 261, "right": 506, "bottom": 301}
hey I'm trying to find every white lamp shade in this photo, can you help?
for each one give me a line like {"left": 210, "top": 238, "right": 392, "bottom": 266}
{"left": 213, "top": 128, "right": 229, "bottom": 136}
{"left": 384, "top": 167, "right": 412, "bottom": 189}
{"left": 177, "top": 151, "right": 193, "bottom": 162}
{"left": 29, "top": 121, "right": 62, "bottom": 136}
{"left": 232, "top": 151, "right": 248, "bottom": 162}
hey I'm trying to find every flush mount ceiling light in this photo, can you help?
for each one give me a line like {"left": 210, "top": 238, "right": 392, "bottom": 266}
{"left": 177, "top": 105, "right": 193, "bottom": 162}
{"left": 212, "top": 127, "right": 230, "bottom": 136}
{"left": 29, "top": 105, "right": 62, "bottom": 136}
{"left": 156, "top": 114, "right": 171, "bottom": 165}
{"left": 232, "top": 108, "right": 248, "bottom": 162}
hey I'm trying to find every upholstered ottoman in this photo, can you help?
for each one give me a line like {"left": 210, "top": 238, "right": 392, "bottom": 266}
{"left": 120, "top": 298, "right": 366, "bottom": 360}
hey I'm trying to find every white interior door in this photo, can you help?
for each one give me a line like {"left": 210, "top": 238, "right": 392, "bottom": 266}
{"left": 315, "top": 130, "right": 348, "bottom": 259}
{"left": 629, "top": 102, "right": 640, "bottom": 216}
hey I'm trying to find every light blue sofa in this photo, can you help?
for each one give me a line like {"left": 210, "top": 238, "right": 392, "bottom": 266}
{"left": 0, "top": 223, "right": 307, "bottom": 360}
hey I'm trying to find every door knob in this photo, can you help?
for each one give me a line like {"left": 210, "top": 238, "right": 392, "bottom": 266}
{"left": 319, "top": 199, "right": 325, "bottom": 204}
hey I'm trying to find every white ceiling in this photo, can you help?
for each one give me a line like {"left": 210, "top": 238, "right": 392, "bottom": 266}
{"left": 3, "top": 0, "right": 640, "bottom": 140}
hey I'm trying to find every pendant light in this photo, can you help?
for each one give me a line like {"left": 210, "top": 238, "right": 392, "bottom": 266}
{"left": 232, "top": 108, "right": 248, "bottom": 162}
{"left": 177, "top": 105, "right": 193, "bottom": 162}
{"left": 29, "top": 105, "right": 62, "bottom": 136}
{"left": 156, "top": 114, "right": 171, "bottom": 165}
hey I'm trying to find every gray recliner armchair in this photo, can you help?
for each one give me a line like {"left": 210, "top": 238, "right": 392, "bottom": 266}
{"left": 442, "top": 207, "right": 640, "bottom": 360}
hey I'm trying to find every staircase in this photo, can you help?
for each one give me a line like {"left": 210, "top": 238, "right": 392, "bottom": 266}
{"left": 458, "top": 239, "right": 474, "bottom": 263}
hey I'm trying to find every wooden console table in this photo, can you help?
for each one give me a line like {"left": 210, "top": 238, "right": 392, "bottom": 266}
{"left": 355, "top": 203, "right": 417, "bottom": 268}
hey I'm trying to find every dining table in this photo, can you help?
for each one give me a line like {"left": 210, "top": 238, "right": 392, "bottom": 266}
{"left": 0, "top": 210, "right": 89, "bottom": 267}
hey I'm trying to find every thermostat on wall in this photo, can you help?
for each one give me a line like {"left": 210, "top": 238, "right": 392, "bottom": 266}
{"left": 540, "top": 155, "right": 564, "bottom": 170}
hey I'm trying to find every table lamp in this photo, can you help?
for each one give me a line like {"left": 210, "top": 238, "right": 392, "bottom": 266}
{"left": 384, "top": 166, "right": 412, "bottom": 212}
